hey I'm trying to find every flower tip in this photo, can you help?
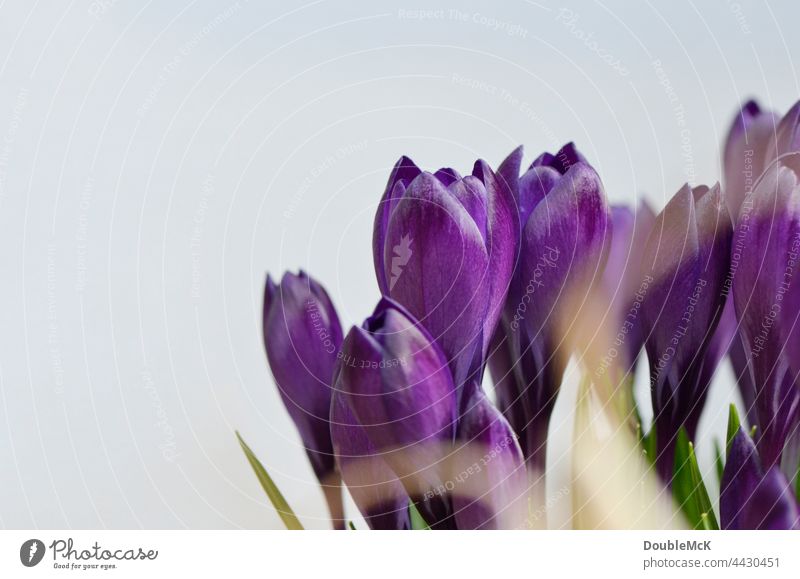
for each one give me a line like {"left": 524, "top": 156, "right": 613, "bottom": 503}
{"left": 264, "top": 273, "right": 278, "bottom": 318}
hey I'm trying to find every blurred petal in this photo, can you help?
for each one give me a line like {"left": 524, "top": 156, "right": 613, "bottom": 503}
{"left": 330, "top": 390, "right": 410, "bottom": 530}
{"left": 640, "top": 184, "right": 733, "bottom": 477}
{"left": 724, "top": 99, "right": 779, "bottom": 219}
{"left": 452, "top": 386, "right": 527, "bottom": 529}
{"left": 733, "top": 154, "right": 800, "bottom": 466}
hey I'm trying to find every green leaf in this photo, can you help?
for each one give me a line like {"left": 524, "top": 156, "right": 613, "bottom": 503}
{"left": 672, "top": 428, "right": 719, "bottom": 530}
{"left": 713, "top": 438, "right": 724, "bottom": 486}
{"left": 348, "top": 520, "right": 357, "bottom": 530}
{"left": 409, "top": 501, "right": 430, "bottom": 530}
{"left": 726, "top": 404, "right": 740, "bottom": 455}
{"left": 643, "top": 426, "right": 657, "bottom": 466}
{"left": 236, "top": 431, "right": 304, "bottom": 530}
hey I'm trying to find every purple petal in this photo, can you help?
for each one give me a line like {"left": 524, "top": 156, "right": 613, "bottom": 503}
{"left": 373, "top": 157, "right": 421, "bottom": 293}
{"left": 765, "top": 100, "right": 800, "bottom": 168}
{"left": 744, "top": 467, "right": 800, "bottom": 529}
{"left": 497, "top": 146, "right": 523, "bottom": 208}
{"left": 519, "top": 162, "right": 611, "bottom": 345}
{"left": 452, "top": 386, "right": 527, "bottom": 529}
{"left": 472, "top": 160, "right": 520, "bottom": 360}
{"left": 330, "top": 390, "right": 410, "bottom": 530}
{"left": 724, "top": 99, "right": 779, "bottom": 219}
{"left": 531, "top": 142, "right": 587, "bottom": 174}
{"left": 433, "top": 167, "right": 462, "bottom": 187}
{"left": 383, "top": 172, "right": 490, "bottom": 388}
{"left": 733, "top": 154, "right": 800, "bottom": 466}
{"left": 598, "top": 201, "right": 656, "bottom": 372}
{"left": 721, "top": 427, "right": 763, "bottom": 529}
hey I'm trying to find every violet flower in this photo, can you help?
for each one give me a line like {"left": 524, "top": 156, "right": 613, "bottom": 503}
{"left": 263, "top": 271, "right": 344, "bottom": 527}
{"left": 723, "top": 99, "right": 780, "bottom": 423}
{"left": 732, "top": 153, "right": 800, "bottom": 468}
{"left": 334, "top": 298, "right": 459, "bottom": 528}
{"left": 335, "top": 298, "right": 525, "bottom": 529}
{"left": 372, "top": 156, "right": 519, "bottom": 392}
{"left": 488, "top": 143, "right": 611, "bottom": 468}
{"left": 639, "top": 184, "right": 733, "bottom": 479}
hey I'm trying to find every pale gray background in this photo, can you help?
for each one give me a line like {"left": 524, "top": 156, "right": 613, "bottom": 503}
{"left": 0, "top": 0, "right": 797, "bottom": 529}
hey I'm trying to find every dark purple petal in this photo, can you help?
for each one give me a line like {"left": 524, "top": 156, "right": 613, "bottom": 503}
{"left": 263, "top": 271, "right": 343, "bottom": 482}
{"left": 744, "top": 467, "right": 800, "bottom": 529}
{"left": 733, "top": 154, "right": 800, "bottom": 467}
{"left": 471, "top": 160, "right": 520, "bottom": 360}
{"left": 433, "top": 167, "right": 462, "bottom": 187}
{"left": 721, "top": 427, "right": 763, "bottom": 529}
{"left": 640, "top": 184, "right": 733, "bottom": 477}
{"left": 373, "top": 157, "right": 422, "bottom": 293}
{"left": 724, "top": 99, "right": 779, "bottom": 219}
{"left": 330, "top": 390, "right": 410, "bottom": 530}
{"left": 531, "top": 142, "right": 587, "bottom": 174}
{"left": 452, "top": 386, "right": 526, "bottom": 529}
{"left": 336, "top": 298, "right": 457, "bottom": 527}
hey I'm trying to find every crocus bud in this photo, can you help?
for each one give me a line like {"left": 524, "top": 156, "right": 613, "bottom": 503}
{"left": 724, "top": 99, "right": 779, "bottom": 220}
{"left": 640, "top": 184, "right": 733, "bottom": 479}
{"left": 373, "top": 157, "right": 519, "bottom": 391}
{"left": 490, "top": 143, "right": 611, "bottom": 468}
{"left": 330, "top": 390, "right": 410, "bottom": 530}
{"left": 721, "top": 427, "right": 800, "bottom": 530}
{"left": 336, "top": 298, "right": 458, "bottom": 528}
{"left": 263, "top": 271, "right": 344, "bottom": 526}
{"left": 733, "top": 153, "right": 800, "bottom": 467}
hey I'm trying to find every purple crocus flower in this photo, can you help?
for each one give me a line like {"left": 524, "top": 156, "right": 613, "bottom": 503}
{"left": 330, "top": 390, "right": 410, "bottom": 530}
{"left": 732, "top": 154, "right": 800, "bottom": 468}
{"left": 723, "top": 100, "right": 780, "bottom": 423}
{"left": 263, "top": 271, "right": 344, "bottom": 527}
{"left": 372, "top": 156, "right": 519, "bottom": 392}
{"left": 335, "top": 298, "right": 459, "bottom": 528}
{"left": 336, "top": 298, "right": 526, "bottom": 529}
{"left": 721, "top": 426, "right": 800, "bottom": 529}
{"left": 639, "top": 184, "right": 733, "bottom": 479}
{"left": 488, "top": 143, "right": 611, "bottom": 468}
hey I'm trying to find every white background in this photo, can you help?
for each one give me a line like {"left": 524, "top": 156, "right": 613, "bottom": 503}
{"left": 0, "top": 0, "right": 799, "bottom": 529}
